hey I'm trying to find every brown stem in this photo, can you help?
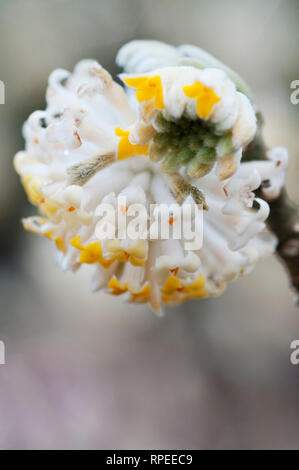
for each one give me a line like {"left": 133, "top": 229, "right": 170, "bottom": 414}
{"left": 265, "top": 189, "right": 299, "bottom": 298}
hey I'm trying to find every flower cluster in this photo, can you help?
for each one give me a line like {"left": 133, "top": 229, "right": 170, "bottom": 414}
{"left": 14, "top": 40, "right": 288, "bottom": 312}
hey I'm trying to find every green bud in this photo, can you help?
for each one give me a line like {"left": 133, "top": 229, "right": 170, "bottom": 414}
{"left": 189, "top": 135, "right": 201, "bottom": 151}
{"left": 194, "top": 146, "right": 217, "bottom": 163}
{"left": 149, "top": 140, "right": 168, "bottom": 162}
{"left": 187, "top": 159, "right": 214, "bottom": 178}
{"left": 154, "top": 113, "right": 172, "bottom": 133}
{"left": 154, "top": 132, "right": 169, "bottom": 146}
{"left": 176, "top": 147, "right": 195, "bottom": 164}
{"left": 161, "top": 151, "right": 180, "bottom": 172}
{"left": 171, "top": 136, "right": 182, "bottom": 148}
{"left": 216, "top": 134, "right": 234, "bottom": 158}
{"left": 203, "top": 133, "right": 218, "bottom": 148}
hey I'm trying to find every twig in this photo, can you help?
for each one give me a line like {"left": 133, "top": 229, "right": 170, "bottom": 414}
{"left": 264, "top": 189, "right": 299, "bottom": 298}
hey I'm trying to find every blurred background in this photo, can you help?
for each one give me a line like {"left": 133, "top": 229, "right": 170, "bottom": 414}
{"left": 0, "top": 0, "right": 299, "bottom": 450}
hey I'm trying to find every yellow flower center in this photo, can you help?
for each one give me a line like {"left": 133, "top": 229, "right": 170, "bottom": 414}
{"left": 106, "top": 239, "right": 148, "bottom": 267}
{"left": 162, "top": 273, "right": 207, "bottom": 304}
{"left": 70, "top": 236, "right": 113, "bottom": 268}
{"left": 183, "top": 82, "right": 220, "bottom": 119}
{"left": 124, "top": 76, "right": 165, "bottom": 109}
{"left": 115, "top": 127, "right": 148, "bottom": 160}
{"left": 108, "top": 277, "right": 151, "bottom": 303}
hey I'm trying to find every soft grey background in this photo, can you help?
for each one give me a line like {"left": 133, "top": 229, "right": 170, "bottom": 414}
{"left": 0, "top": 0, "right": 298, "bottom": 449}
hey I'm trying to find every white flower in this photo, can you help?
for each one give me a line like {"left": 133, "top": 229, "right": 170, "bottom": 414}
{"left": 237, "top": 146, "right": 289, "bottom": 200}
{"left": 14, "top": 41, "right": 288, "bottom": 313}
{"left": 119, "top": 65, "right": 256, "bottom": 181}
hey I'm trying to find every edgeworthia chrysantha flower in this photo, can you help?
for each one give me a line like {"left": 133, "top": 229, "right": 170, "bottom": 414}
{"left": 14, "top": 40, "right": 289, "bottom": 313}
